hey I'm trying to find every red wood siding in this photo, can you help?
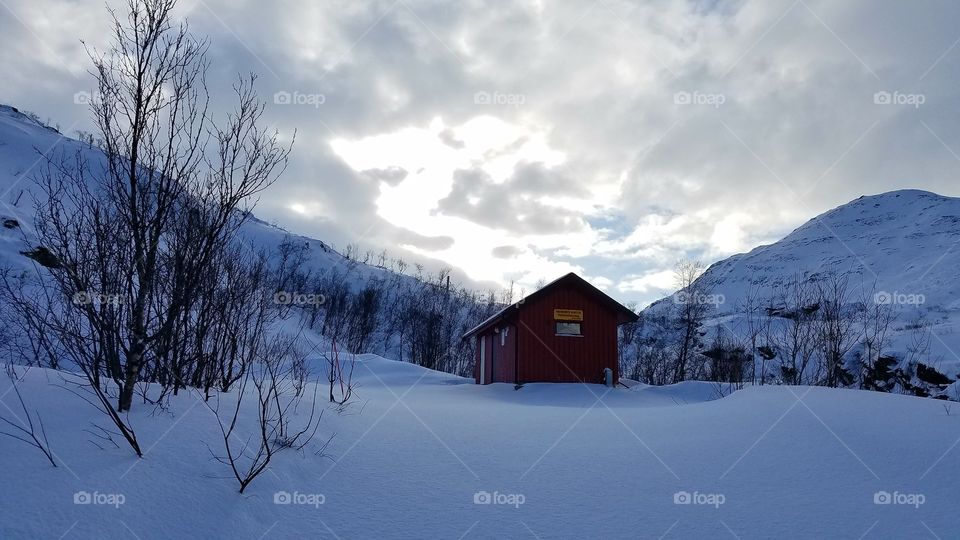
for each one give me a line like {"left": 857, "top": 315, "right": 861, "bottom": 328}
{"left": 492, "top": 324, "right": 516, "bottom": 383}
{"left": 516, "top": 283, "right": 619, "bottom": 384}
{"left": 473, "top": 332, "right": 493, "bottom": 384}
{"left": 473, "top": 325, "right": 516, "bottom": 384}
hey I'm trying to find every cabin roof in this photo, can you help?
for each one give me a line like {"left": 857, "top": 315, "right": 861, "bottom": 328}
{"left": 461, "top": 272, "right": 639, "bottom": 339}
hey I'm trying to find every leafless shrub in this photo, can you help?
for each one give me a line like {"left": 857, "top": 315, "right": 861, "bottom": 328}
{"left": 0, "top": 367, "right": 56, "bottom": 467}
{"left": 857, "top": 282, "right": 894, "bottom": 388}
{"left": 770, "top": 274, "right": 819, "bottom": 385}
{"left": 323, "top": 340, "right": 356, "bottom": 407}
{"left": 204, "top": 334, "right": 324, "bottom": 494}
{"left": 671, "top": 261, "right": 714, "bottom": 383}
{"left": 814, "top": 274, "right": 858, "bottom": 387}
{"left": 83, "top": 423, "right": 122, "bottom": 451}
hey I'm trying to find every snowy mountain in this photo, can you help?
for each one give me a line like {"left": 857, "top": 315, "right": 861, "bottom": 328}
{"left": 0, "top": 104, "right": 397, "bottom": 286}
{"left": 641, "top": 189, "right": 960, "bottom": 382}
{"left": 696, "top": 189, "right": 960, "bottom": 315}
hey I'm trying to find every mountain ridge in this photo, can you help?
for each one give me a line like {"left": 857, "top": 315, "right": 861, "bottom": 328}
{"left": 642, "top": 188, "right": 960, "bottom": 381}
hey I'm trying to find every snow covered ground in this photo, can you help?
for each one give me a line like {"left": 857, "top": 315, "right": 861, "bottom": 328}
{"left": 1, "top": 355, "right": 957, "bottom": 539}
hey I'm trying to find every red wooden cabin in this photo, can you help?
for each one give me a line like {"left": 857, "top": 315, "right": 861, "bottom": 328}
{"left": 463, "top": 273, "right": 639, "bottom": 385}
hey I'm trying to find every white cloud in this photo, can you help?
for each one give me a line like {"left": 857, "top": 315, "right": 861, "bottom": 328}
{"left": 4, "top": 0, "right": 960, "bottom": 307}
{"left": 617, "top": 270, "right": 678, "bottom": 297}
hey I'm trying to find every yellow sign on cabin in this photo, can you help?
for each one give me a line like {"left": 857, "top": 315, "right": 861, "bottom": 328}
{"left": 553, "top": 309, "right": 584, "bottom": 321}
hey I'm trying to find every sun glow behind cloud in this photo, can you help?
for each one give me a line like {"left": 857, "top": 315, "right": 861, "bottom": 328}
{"left": 327, "top": 115, "right": 616, "bottom": 287}
{"left": 331, "top": 116, "right": 589, "bottom": 283}
{"left": 325, "top": 106, "right": 793, "bottom": 294}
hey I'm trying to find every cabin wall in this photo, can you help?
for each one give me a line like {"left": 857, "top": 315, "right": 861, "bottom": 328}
{"left": 473, "top": 326, "right": 517, "bottom": 384}
{"left": 474, "top": 333, "right": 496, "bottom": 384}
{"left": 492, "top": 323, "right": 516, "bottom": 383}
{"left": 516, "top": 283, "right": 619, "bottom": 384}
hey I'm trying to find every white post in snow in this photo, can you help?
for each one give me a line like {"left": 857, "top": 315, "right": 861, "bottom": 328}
{"left": 480, "top": 337, "right": 486, "bottom": 385}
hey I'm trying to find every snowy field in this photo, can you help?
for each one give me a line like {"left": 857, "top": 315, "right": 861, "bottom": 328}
{"left": 1, "top": 355, "right": 957, "bottom": 539}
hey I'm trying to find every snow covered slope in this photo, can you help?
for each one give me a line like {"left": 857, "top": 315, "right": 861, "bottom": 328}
{"left": 0, "top": 103, "right": 409, "bottom": 297}
{"left": 0, "top": 358, "right": 956, "bottom": 539}
{"left": 0, "top": 106, "right": 59, "bottom": 269}
{"left": 701, "top": 189, "right": 960, "bottom": 314}
{"left": 644, "top": 189, "right": 960, "bottom": 378}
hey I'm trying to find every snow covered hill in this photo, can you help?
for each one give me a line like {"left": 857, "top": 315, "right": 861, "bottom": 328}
{"left": 642, "top": 189, "right": 960, "bottom": 380}
{"left": 698, "top": 189, "right": 960, "bottom": 315}
{"left": 0, "top": 104, "right": 405, "bottom": 289}
{"left": 1, "top": 358, "right": 957, "bottom": 539}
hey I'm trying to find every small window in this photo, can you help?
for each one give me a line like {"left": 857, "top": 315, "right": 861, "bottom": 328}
{"left": 556, "top": 322, "right": 582, "bottom": 336}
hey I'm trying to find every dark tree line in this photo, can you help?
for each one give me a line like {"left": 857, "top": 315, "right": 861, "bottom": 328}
{"left": 268, "top": 241, "right": 506, "bottom": 378}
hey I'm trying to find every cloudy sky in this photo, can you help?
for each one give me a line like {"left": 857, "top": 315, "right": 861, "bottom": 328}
{"left": 2, "top": 0, "right": 959, "bottom": 306}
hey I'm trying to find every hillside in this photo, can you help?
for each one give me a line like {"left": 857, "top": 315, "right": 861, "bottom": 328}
{"left": 697, "top": 189, "right": 960, "bottom": 316}
{"left": 0, "top": 105, "right": 401, "bottom": 287}
{"left": 638, "top": 189, "right": 960, "bottom": 388}
{"left": 0, "top": 104, "right": 493, "bottom": 375}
